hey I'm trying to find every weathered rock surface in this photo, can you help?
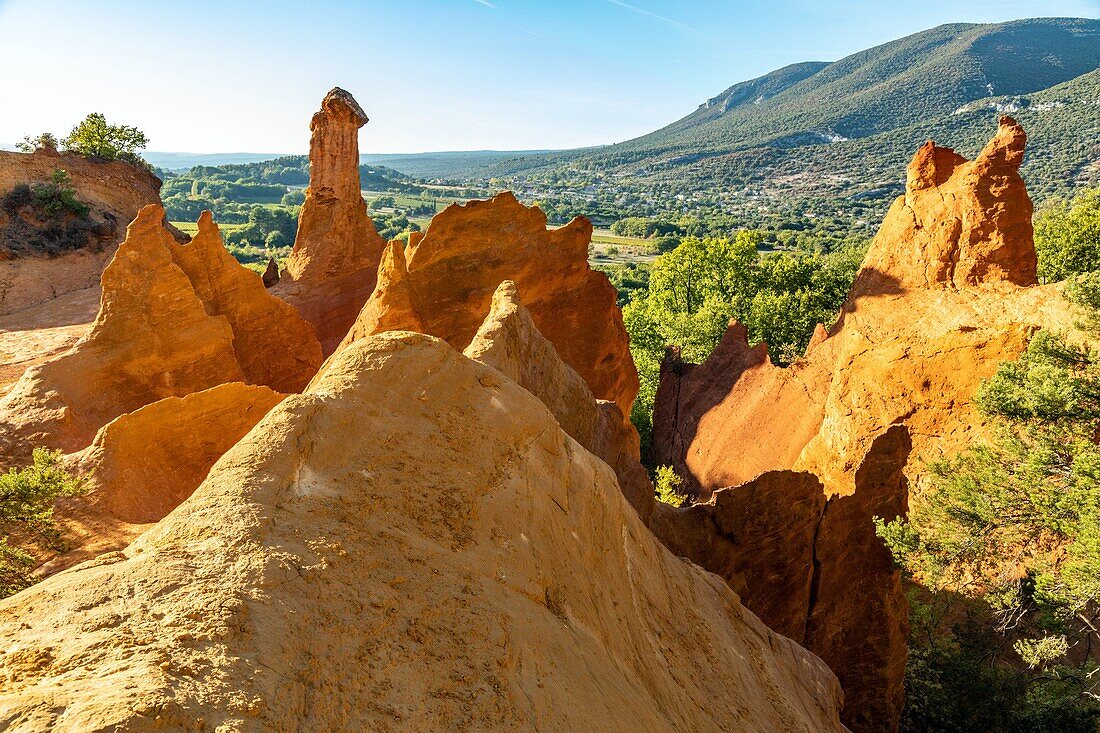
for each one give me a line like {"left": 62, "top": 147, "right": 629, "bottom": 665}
{"left": 651, "top": 426, "right": 911, "bottom": 733}
{"left": 38, "top": 383, "right": 285, "bottom": 578}
{"left": 0, "top": 148, "right": 165, "bottom": 316}
{"left": 649, "top": 118, "right": 1062, "bottom": 732}
{"left": 169, "top": 211, "right": 322, "bottom": 393}
{"left": 0, "top": 332, "right": 847, "bottom": 733}
{"left": 464, "top": 281, "right": 652, "bottom": 520}
{"left": 805, "top": 426, "right": 911, "bottom": 733}
{"left": 650, "top": 470, "right": 826, "bottom": 642}
{"left": 0, "top": 207, "right": 242, "bottom": 462}
{"left": 273, "top": 88, "right": 386, "bottom": 354}
{"left": 72, "top": 383, "right": 285, "bottom": 525}
{"left": 339, "top": 238, "right": 424, "bottom": 341}
{"left": 338, "top": 191, "right": 639, "bottom": 420}
{"left": 261, "top": 257, "right": 279, "bottom": 288}
{"left": 653, "top": 117, "right": 1074, "bottom": 499}
{"left": 0, "top": 287, "right": 98, "bottom": 397}
{"left": 856, "top": 117, "right": 1035, "bottom": 292}
{"left": 0, "top": 206, "right": 321, "bottom": 466}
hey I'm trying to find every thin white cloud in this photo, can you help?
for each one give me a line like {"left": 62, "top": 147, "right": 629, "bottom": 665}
{"left": 603, "top": 0, "right": 699, "bottom": 34}
{"left": 473, "top": 0, "right": 497, "bottom": 8}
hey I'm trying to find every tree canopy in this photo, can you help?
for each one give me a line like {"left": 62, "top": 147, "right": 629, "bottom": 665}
{"left": 60, "top": 113, "right": 149, "bottom": 165}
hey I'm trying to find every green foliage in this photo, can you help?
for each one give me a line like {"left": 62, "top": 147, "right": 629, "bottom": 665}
{"left": 15, "top": 132, "right": 58, "bottom": 153}
{"left": 1035, "top": 188, "right": 1100, "bottom": 283}
{"left": 228, "top": 206, "right": 297, "bottom": 245}
{"left": 61, "top": 113, "right": 148, "bottom": 165}
{"left": 0, "top": 169, "right": 97, "bottom": 257}
{"left": 878, "top": 273, "right": 1100, "bottom": 728}
{"left": 623, "top": 234, "right": 864, "bottom": 456}
{"left": 899, "top": 597, "right": 1100, "bottom": 733}
{"left": 654, "top": 466, "right": 686, "bottom": 507}
{"left": 594, "top": 262, "right": 651, "bottom": 308}
{"left": 31, "top": 169, "right": 89, "bottom": 217}
{"left": 281, "top": 189, "right": 306, "bottom": 206}
{"left": 371, "top": 210, "right": 421, "bottom": 240}
{"left": 0, "top": 448, "right": 87, "bottom": 598}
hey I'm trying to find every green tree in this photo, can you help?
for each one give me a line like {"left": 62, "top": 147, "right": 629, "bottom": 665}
{"left": 622, "top": 234, "right": 864, "bottom": 457}
{"left": 61, "top": 113, "right": 149, "bottom": 165}
{"left": 654, "top": 465, "right": 686, "bottom": 507}
{"left": 0, "top": 448, "right": 87, "bottom": 598}
{"left": 1035, "top": 188, "right": 1100, "bottom": 283}
{"left": 877, "top": 273, "right": 1100, "bottom": 730}
{"left": 15, "top": 132, "right": 58, "bottom": 153}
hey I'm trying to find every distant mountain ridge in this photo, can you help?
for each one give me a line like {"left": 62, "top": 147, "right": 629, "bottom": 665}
{"left": 141, "top": 17, "right": 1100, "bottom": 210}
{"left": 467, "top": 17, "right": 1100, "bottom": 210}
{"left": 620, "top": 18, "right": 1100, "bottom": 158}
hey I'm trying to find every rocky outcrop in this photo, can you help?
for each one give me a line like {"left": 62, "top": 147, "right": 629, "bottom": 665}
{"left": 0, "top": 206, "right": 321, "bottom": 466}
{"left": 464, "top": 281, "right": 652, "bottom": 519}
{"left": 38, "top": 383, "right": 285, "bottom": 577}
{"left": 273, "top": 88, "right": 387, "bottom": 354}
{"left": 340, "top": 238, "right": 424, "bottom": 340}
{"left": 651, "top": 426, "right": 911, "bottom": 733}
{"left": 0, "top": 332, "right": 848, "bottom": 732}
{"left": 0, "top": 147, "right": 166, "bottom": 316}
{"left": 652, "top": 117, "right": 1074, "bottom": 500}
{"left": 0, "top": 207, "right": 242, "bottom": 462}
{"left": 650, "top": 471, "right": 826, "bottom": 641}
{"left": 805, "top": 426, "right": 911, "bottom": 733}
{"left": 649, "top": 118, "right": 1063, "bottom": 732}
{"left": 855, "top": 117, "right": 1035, "bottom": 293}
{"left": 338, "top": 191, "right": 639, "bottom": 420}
{"left": 261, "top": 257, "right": 279, "bottom": 287}
{"left": 168, "top": 211, "right": 322, "bottom": 393}
{"left": 71, "top": 383, "right": 285, "bottom": 525}
{"left": 652, "top": 324, "right": 828, "bottom": 498}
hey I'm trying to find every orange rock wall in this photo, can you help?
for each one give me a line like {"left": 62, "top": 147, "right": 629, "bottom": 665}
{"left": 339, "top": 192, "right": 639, "bottom": 420}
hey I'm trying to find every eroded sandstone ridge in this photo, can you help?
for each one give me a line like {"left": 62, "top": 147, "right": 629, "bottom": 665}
{"left": 0, "top": 205, "right": 320, "bottom": 465}
{"left": 465, "top": 282, "right": 652, "bottom": 519}
{"left": 169, "top": 211, "right": 322, "bottom": 393}
{"left": 38, "top": 383, "right": 285, "bottom": 576}
{"left": 337, "top": 191, "right": 639, "bottom": 421}
{"left": 273, "top": 88, "right": 387, "bottom": 353}
{"left": 651, "top": 426, "right": 911, "bottom": 733}
{"left": 0, "top": 333, "right": 847, "bottom": 733}
{"left": 649, "top": 117, "right": 1071, "bottom": 733}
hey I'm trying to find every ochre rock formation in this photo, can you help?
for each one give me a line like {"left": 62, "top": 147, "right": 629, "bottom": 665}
{"left": 337, "top": 191, "right": 639, "bottom": 420}
{"left": 652, "top": 117, "right": 1074, "bottom": 499}
{"left": 341, "top": 238, "right": 425, "bottom": 340}
{"left": 0, "top": 205, "right": 322, "bottom": 465}
{"left": 273, "top": 88, "right": 386, "bottom": 353}
{"left": 856, "top": 118, "right": 1035, "bottom": 292}
{"left": 261, "top": 257, "right": 279, "bottom": 288}
{"left": 0, "top": 332, "right": 847, "bottom": 732}
{"left": 804, "top": 426, "right": 911, "bottom": 733}
{"left": 0, "top": 207, "right": 242, "bottom": 461}
{"left": 39, "top": 383, "right": 284, "bottom": 577}
{"left": 464, "top": 281, "right": 652, "bottom": 519}
{"left": 650, "top": 470, "right": 826, "bottom": 641}
{"left": 71, "top": 383, "right": 285, "bottom": 525}
{"left": 651, "top": 426, "right": 911, "bottom": 733}
{"left": 168, "top": 211, "right": 322, "bottom": 393}
{"left": 0, "top": 147, "right": 165, "bottom": 316}
{"left": 649, "top": 118, "right": 1064, "bottom": 732}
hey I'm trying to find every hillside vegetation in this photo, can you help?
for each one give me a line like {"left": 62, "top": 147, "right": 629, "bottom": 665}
{"left": 374, "top": 18, "right": 1099, "bottom": 241}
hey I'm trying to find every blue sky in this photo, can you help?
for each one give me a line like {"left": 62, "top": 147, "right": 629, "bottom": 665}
{"left": 0, "top": 0, "right": 1096, "bottom": 153}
